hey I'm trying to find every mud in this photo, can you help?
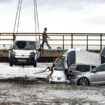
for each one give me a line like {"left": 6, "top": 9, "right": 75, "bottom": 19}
{"left": 0, "top": 81, "right": 105, "bottom": 105}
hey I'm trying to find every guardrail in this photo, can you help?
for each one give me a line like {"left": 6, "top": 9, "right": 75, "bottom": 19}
{"left": 0, "top": 33, "right": 105, "bottom": 51}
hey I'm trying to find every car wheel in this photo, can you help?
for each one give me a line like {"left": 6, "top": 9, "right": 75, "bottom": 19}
{"left": 10, "top": 62, "right": 13, "bottom": 66}
{"left": 78, "top": 77, "right": 90, "bottom": 86}
{"left": 33, "top": 61, "right": 37, "bottom": 67}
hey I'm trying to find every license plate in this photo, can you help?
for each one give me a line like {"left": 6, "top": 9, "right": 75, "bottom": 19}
{"left": 18, "top": 59, "right": 26, "bottom": 62}
{"left": 57, "top": 77, "right": 61, "bottom": 80}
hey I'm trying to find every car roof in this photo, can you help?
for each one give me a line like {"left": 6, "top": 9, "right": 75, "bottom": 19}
{"left": 15, "top": 36, "right": 38, "bottom": 41}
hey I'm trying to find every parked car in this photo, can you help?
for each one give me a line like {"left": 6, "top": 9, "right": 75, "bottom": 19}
{"left": 70, "top": 63, "right": 105, "bottom": 86}
{"left": 8, "top": 38, "right": 40, "bottom": 67}
{"left": 66, "top": 63, "right": 96, "bottom": 80}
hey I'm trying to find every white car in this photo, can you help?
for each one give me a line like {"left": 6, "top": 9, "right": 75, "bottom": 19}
{"left": 48, "top": 57, "right": 68, "bottom": 83}
{"left": 8, "top": 39, "right": 40, "bottom": 67}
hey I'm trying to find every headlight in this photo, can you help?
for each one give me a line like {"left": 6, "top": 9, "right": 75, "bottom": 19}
{"left": 29, "top": 52, "right": 35, "bottom": 57}
{"left": 72, "top": 75, "right": 78, "bottom": 79}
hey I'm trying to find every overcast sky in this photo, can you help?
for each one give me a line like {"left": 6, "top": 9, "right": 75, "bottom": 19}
{"left": 0, "top": 0, "right": 105, "bottom": 33}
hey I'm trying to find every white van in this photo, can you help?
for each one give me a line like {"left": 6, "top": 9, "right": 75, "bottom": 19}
{"left": 48, "top": 48, "right": 101, "bottom": 83}
{"left": 8, "top": 38, "right": 40, "bottom": 67}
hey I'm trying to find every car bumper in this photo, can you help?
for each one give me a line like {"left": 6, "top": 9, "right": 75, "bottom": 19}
{"left": 48, "top": 76, "right": 69, "bottom": 83}
{"left": 9, "top": 56, "right": 35, "bottom": 65}
{"left": 67, "top": 74, "right": 78, "bottom": 85}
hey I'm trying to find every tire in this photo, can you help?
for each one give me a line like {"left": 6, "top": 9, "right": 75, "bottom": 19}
{"left": 78, "top": 77, "right": 90, "bottom": 86}
{"left": 33, "top": 60, "right": 37, "bottom": 67}
{"left": 10, "top": 61, "right": 13, "bottom": 67}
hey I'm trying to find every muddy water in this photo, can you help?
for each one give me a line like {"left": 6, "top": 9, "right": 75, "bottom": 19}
{"left": 0, "top": 80, "right": 104, "bottom": 105}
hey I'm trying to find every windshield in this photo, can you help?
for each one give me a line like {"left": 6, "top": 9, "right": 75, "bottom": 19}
{"left": 54, "top": 57, "right": 65, "bottom": 71}
{"left": 67, "top": 51, "right": 76, "bottom": 67}
{"left": 13, "top": 41, "right": 36, "bottom": 50}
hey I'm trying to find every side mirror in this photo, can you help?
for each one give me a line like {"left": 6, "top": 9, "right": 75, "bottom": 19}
{"left": 91, "top": 69, "right": 96, "bottom": 73}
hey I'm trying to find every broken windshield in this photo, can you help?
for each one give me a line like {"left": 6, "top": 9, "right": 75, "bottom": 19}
{"left": 13, "top": 41, "right": 36, "bottom": 50}
{"left": 54, "top": 57, "right": 65, "bottom": 71}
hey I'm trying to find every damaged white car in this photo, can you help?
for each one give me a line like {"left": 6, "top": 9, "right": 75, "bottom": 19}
{"left": 48, "top": 57, "right": 68, "bottom": 83}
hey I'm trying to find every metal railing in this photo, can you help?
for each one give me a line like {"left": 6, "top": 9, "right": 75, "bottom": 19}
{"left": 0, "top": 32, "right": 105, "bottom": 51}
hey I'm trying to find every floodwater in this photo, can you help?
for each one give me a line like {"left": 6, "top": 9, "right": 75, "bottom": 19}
{"left": 0, "top": 63, "right": 105, "bottom": 105}
{"left": 0, "top": 81, "right": 105, "bottom": 105}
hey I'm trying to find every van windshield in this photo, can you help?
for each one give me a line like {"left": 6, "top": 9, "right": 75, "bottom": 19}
{"left": 13, "top": 41, "right": 36, "bottom": 50}
{"left": 54, "top": 57, "right": 64, "bottom": 71}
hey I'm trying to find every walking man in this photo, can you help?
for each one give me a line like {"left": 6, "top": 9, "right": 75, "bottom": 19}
{"left": 41, "top": 27, "right": 51, "bottom": 50}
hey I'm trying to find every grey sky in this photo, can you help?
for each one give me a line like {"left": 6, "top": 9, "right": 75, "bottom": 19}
{"left": 0, "top": 0, "right": 105, "bottom": 33}
{"left": 0, "top": 0, "right": 13, "bottom": 3}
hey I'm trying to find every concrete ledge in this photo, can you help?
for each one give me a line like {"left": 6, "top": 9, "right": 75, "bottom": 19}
{"left": 0, "top": 49, "right": 100, "bottom": 62}
{"left": 0, "top": 57, "right": 56, "bottom": 62}
{"left": 0, "top": 57, "right": 9, "bottom": 62}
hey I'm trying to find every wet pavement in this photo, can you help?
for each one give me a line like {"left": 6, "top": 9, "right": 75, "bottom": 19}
{"left": 0, "top": 63, "right": 105, "bottom": 105}
{"left": 0, "top": 81, "right": 105, "bottom": 105}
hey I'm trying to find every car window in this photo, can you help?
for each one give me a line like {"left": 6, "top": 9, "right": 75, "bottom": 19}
{"left": 14, "top": 41, "right": 26, "bottom": 49}
{"left": 76, "top": 65, "right": 90, "bottom": 72}
{"left": 13, "top": 41, "right": 36, "bottom": 50}
{"left": 54, "top": 57, "right": 64, "bottom": 71}
{"left": 95, "top": 64, "right": 105, "bottom": 72}
{"left": 28, "top": 41, "right": 36, "bottom": 50}
{"left": 67, "top": 51, "right": 76, "bottom": 67}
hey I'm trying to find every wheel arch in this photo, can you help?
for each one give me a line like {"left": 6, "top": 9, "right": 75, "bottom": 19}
{"left": 77, "top": 77, "right": 90, "bottom": 86}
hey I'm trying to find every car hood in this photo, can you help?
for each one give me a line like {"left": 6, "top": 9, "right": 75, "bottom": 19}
{"left": 13, "top": 50, "right": 35, "bottom": 55}
{"left": 74, "top": 71, "right": 92, "bottom": 78}
{"left": 51, "top": 70, "right": 66, "bottom": 78}
{"left": 69, "top": 71, "right": 82, "bottom": 75}
{"left": 72, "top": 71, "right": 90, "bottom": 76}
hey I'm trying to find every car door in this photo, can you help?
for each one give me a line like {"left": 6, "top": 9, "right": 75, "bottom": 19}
{"left": 90, "top": 64, "right": 105, "bottom": 84}
{"left": 67, "top": 51, "right": 76, "bottom": 67}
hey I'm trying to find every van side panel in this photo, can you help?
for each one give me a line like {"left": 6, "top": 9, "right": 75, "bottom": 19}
{"left": 76, "top": 51, "right": 101, "bottom": 66}
{"left": 67, "top": 51, "right": 76, "bottom": 67}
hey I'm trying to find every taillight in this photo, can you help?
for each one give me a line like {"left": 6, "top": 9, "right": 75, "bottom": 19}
{"left": 64, "top": 68, "right": 68, "bottom": 75}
